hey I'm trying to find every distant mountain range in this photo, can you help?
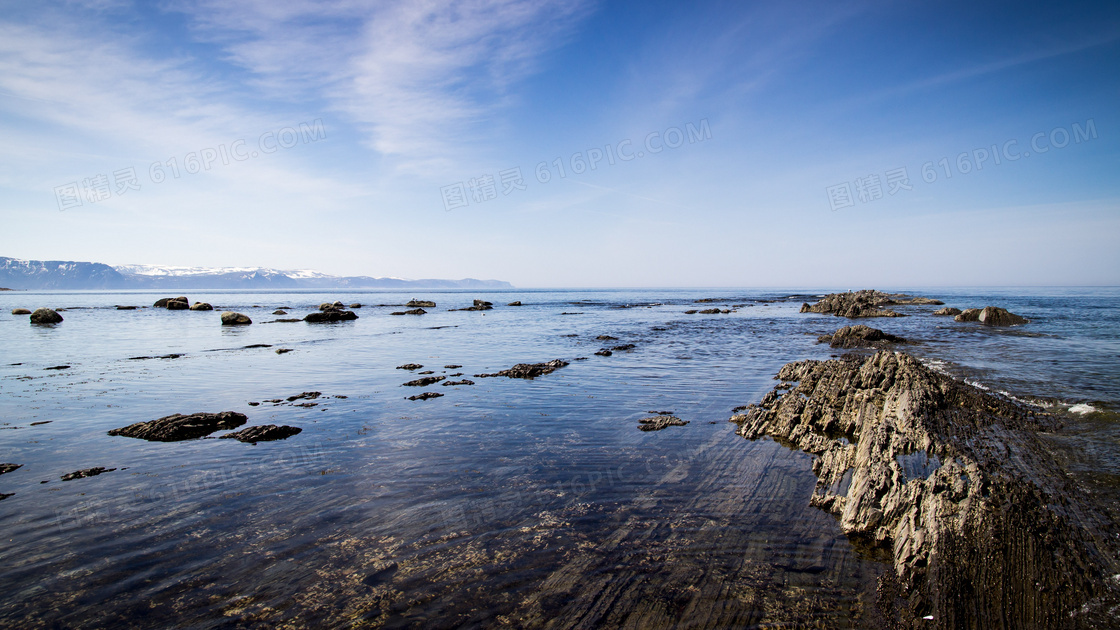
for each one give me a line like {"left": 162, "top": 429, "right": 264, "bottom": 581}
{"left": 0, "top": 257, "right": 512, "bottom": 290}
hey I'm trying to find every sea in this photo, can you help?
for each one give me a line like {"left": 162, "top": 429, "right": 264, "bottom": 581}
{"left": 1, "top": 287, "right": 1117, "bottom": 628}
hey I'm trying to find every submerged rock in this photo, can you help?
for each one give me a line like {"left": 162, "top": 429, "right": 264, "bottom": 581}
{"left": 219, "top": 425, "right": 302, "bottom": 443}
{"left": 190, "top": 302, "right": 213, "bottom": 311}
{"left": 932, "top": 307, "right": 962, "bottom": 316}
{"left": 475, "top": 359, "right": 569, "bottom": 379}
{"left": 115, "top": 305, "right": 138, "bottom": 310}
{"left": 0, "top": 463, "right": 21, "bottom": 475}
{"left": 507, "top": 301, "right": 522, "bottom": 306}
{"left": 108, "top": 411, "right": 248, "bottom": 441}
{"left": 390, "top": 308, "right": 426, "bottom": 316}
{"left": 408, "top": 392, "right": 444, "bottom": 401}
{"left": 11, "top": 308, "right": 31, "bottom": 315}
{"left": 442, "top": 379, "right": 475, "bottom": 386}
{"left": 594, "top": 349, "right": 613, "bottom": 356}
{"left": 221, "top": 311, "right": 252, "bottom": 325}
{"left": 818, "top": 324, "right": 907, "bottom": 349}
{"left": 30, "top": 308, "right": 63, "bottom": 324}
{"left": 637, "top": 415, "right": 688, "bottom": 431}
{"left": 61, "top": 467, "right": 115, "bottom": 481}
{"left": 731, "top": 351, "right": 1113, "bottom": 627}
{"left": 799, "top": 290, "right": 913, "bottom": 318}
{"left": 396, "top": 364, "right": 423, "bottom": 370}
{"left": 403, "top": 376, "right": 446, "bottom": 387}
{"left": 304, "top": 310, "right": 358, "bottom": 323}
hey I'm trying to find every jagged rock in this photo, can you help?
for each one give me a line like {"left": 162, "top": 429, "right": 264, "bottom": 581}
{"left": 473, "top": 299, "right": 492, "bottom": 307}
{"left": 11, "top": 308, "right": 31, "bottom": 315}
{"left": 154, "top": 297, "right": 189, "bottom": 308}
{"left": 596, "top": 335, "right": 618, "bottom": 341}
{"left": 444, "top": 364, "right": 462, "bottom": 369}
{"left": 403, "top": 376, "right": 446, "bottom": 387}
{"left": 818, "top": 324, "right": 906, "bottom": 349}
{"left": 799, "top": 290, "right": 912, "bottom": 318}
{"left": 61, "top": 467, "right": 115, "bottom": 481}
{"left": 0, "top": 463, "right": 21, "bottom": 475}
{"left": 396, "top": 364, "right": 423, "bottom": 370}
{"left": 638, "top": 415, "right": 688, "bottom": 431}
{"left": 407, "top": 299, "right": 436, "bottom": 308}
{"left": 731, "top": 351, "right": 1112, "bottom": 627}
{"left": 954, "top": 308, "right": 981, "bottom": 322}
{"left": 286, "top": 392, "right": 321, "bottom": 402}
{"left": 442, "top": 379, "right": 475, "bottom": 386}
{"left": 475, "top": 359, "right": 568, "bottom": 379}
{"left": 507, "top": 301, "right": 522, "bottom": 306}
{"left": 108, "top": 411, "right": 247, "bottom": 441}
{"left": 219, "top": 425, "right": 302, "bottom": 443}
{"left": 408, "top": 392, "right": 443, "bottom": 401}
{"left": 221, "top": 311, "right": 252, "bottom": 325}
{"left": 190, "top": 302, "right": 213, "bottom": 311}
{"left": 978, "top": 306, "right": 1028, "bottom": 326}
{"left": 698, "top": 308, "right": 722, "bottom": 314}
{"left": 30, "top": 308, "right": 63, "bottom": 324}
{"left": 933, "top": 307, "right": 962, "bottom": 316}
{"left": 304, "top": 310, "right": 358, "bottom": 323}
{"left": 390, "top": 308, "right": 426, "bottom": 315}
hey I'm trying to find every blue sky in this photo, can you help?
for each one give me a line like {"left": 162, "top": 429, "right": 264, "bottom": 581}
{"left": 1, "top": 0, "right": 1117, "bottom": 286}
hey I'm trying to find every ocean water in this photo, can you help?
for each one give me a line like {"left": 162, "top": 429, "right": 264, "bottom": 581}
{"left": 1, "top": 288, "right": 1117, "bottom": 628}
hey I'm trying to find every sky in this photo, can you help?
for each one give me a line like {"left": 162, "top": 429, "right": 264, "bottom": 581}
{"left": 1, "top": 0, "right": 1118, "bottom": 287}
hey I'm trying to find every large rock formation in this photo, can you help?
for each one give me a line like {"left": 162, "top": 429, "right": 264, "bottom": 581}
{"left": 818, "top": 324, "right": 907, "bottom": 349}
{"left": 29, "top": 308, "right": 63, "bottom": 324}
{"left": 953, "top": 306, "right": 1028, "bottom": 326}
{"left": 731, "top": 351, "right": 1117, "bottom": 628}
{"left": 221, "top": 311, "right": 252, "bottom": 325}
{"left": 799, "top": 290, "right": 911, "bottom": 318}
{"left": 108, "top": 411, "right": 247, "bottom": 441}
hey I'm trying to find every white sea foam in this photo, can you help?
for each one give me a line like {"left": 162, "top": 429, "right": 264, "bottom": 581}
{"left": 1069, "top": 403, "right": 1097, "bottom": 415}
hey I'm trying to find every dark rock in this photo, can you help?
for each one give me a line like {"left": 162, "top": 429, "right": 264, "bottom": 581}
{"left": 44, "top": 365, "right": 70, "bottom": 370}
{"left": 108, "top": 411, "right": 248, "bottom": 441}
{"left": 954, "top": 308, "right": 982, "bottom": 322}
{"left": 221, "top": 311, "right": 252, "bottom": 325}
{"left": 596, "top": 335, "right": 619, "bottom": 341}
{"left": 11, "top": 308, "right": 31, "bottom": 315}
{"left": 473, "top": 299, "right": 492, "bottom": 307}
{"left": 397, "top": 364, "right": 423, "bottom": 370}
{"left": 476, "top": 359, "right": 569, "bottom": 379}
{"left": 638, "top": 415, "right": 688, "bottom": 431}
{"left": 698, "top": 308, "right": 722, "bottom": 314}
{"left": 403, "top": 376, "right": 446, "bottom": 387}
{"left": 933, "top": 307, "right": 962, "bottom": 316}
{"left": 507, "top": 301, "right": 522, "bottom": 306}
{"left": 799, "top": 290, "right": 912, "bottom": 318}
{"left": 115, "top": 305, "right": 138, "bottom": 310}
{"left": 219, "top": 425, "right": 302, "bottom": 443}
{"left": 444, "top": 364, "right": 462, "bottom": 369}
{"left": 390, "top": 308, "right": 426, "bottom": 315}
{"left": 407, "top": 300, "right": 436, "bottom": 308}
{"left": 154, "top": 297, "right": 189, "bottom": 308}
{"left": 304, "top": 310, "right": 358, "bottom": 323}
{"left": 417, "top": 370, "right": 434, "bottom": 374}
{"left": 731, "top": 351, "right": 1112, "bottom": 627}
{"left": 272, "top": 310, "right": 288, "bottom": 315}
{"left": 408, "top": 392, "right": 444, "bottom": 401}
{"left": 276, "top": 348, "right": 293, "bottom": 354}
{"left": 884, "top": 296, "right": 944, "bottom": 306}
{"left": 612, "top": 344, "right": 636, "bottom": 351}
{"left": 817, "top": 324, "right": 907, "bottom": 349}
{"left": 977, "top": 306, "right": 1029, "bottom": 326}
{"left": 442, "top": 379, "right": 475, "bottom": 386}
{"left": 269, "top": 318, "right": 302, "bottom": 323}
{"left": 0, "top": 464, "right": 21, "bottom": 475}
{"left": 594, "top": 349, "right": 613, "bottom": 356}
{"left": 349, "top": 303, "right": 362, "bottom": 309}
{"left": 0, "top": 493, "right": 12, "bottom": 501}
{"left": 30, "top": 421, "right": 51, "bottom": 426}
{"left": 30, "top": 308, "right": 63, "bottom": 324}
{"left": 190, "top": 302, "right": 213, "bottom": 311}
{"left": 61, "top": 467, "right": 116, "bottom": 481}
{"left": 166, "top": 300, "right": 190, "bottom": 310}
{"left": 286, "top": 392, "right": 321, "bottom": 402}
{"left": 684, "top": 310, "right": 698, "bottom": 314}
{"left": 319, "top": 301, "right": 345, "bottom": 311}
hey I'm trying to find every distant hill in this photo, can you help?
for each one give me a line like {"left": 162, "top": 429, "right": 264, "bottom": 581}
{"left": 0, "top": 257, "right": 513, "bottom": 290}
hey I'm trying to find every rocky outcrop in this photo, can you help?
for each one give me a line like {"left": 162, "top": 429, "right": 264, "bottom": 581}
{"left": 818, "top": 324, "right": 907, "bottom": 349}
{"left": 108, "top": 411, "right": 248, "bottom": 441}
{"left": 977, "top": 306, "right": 1028, "bottom": 326}
{"left": 304, "top": 310, "right": 358, "bottom": 323}
{"left": 221, "top": 311, "right": 252, "bottom": 325}
{"left": 11, "top": 308, "right": 31, "bottom": 315}
{"left": 219, "top": 425, "right": 302, "bottom": 443}
{"left": 731, "top": 351, "right": 1116, "bottom": 628}
{"left": 30, "top": 308, "right": 63, "bottom": 324}
{"left": 476, "top": 359, "right": 569, "bottom": 379}
{"left": 954, "top": 308, "right": 981, "bottom": 322}
{"left": 932, "top": 307, "right": 962, "bottom": 316}
{"left": 61, "top": 467, "right": 116, "bottom": 481}
{"left": 799, "top": 290, "right": 918, "bottom": 318}
{"left": 452, "top": 299, "right": 494, "bottom": 312}
{"left": 407, "top": 299, "right": 436, "bottom": 308}
{"left": 154, "top": 297, "right": 189, "bottom": 308}
{"left": 637, "top": 415, "right": 688, "bottom": 431}
{"left": 190, "top": 302, "right": 213, "bottom": 311}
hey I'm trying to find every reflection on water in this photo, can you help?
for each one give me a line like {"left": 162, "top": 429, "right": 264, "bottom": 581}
{"left": 1, "top": 288, "right": 1116, "bottom": 627}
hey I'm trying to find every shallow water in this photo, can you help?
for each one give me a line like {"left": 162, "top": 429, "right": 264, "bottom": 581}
{"left": 1, "top": 288, "right": 1117, "bottom": 628}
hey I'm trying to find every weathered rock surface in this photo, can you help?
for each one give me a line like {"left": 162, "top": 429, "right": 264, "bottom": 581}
{"left": 319, "top": 301, "right": 345, "bottom": 311}
{"left": 475, "top": 359, "right": 569, "bottom": 379}
{"left": 954, "top": 308, "right": 981, "bottom": 322}
{"left": 507, "top": 301, "right": 522, "bottom": 306}
{"left": 154, "top": 297, "right": 189, "bottom": 308}
{"left": 408, "top": 392, "right": 443, "bottom": 401}
{"left": 166, "top": 300, "right": 190, "bottom": 310}
{"left": 221, "top": 311, "right": 252, "bottom": 325}
{"left": 637, "top": 415, "right": 688, "bottom": 431}
{"left": 390, "top": 308, "right": 426, "bottom": 315}
{"left": 0, "top": 463, "right": 21, "bottom": 475}
{"left": 442, "top": 379, "right": 475, "bottom": 386}
{"left": 978, "top": 306, "right": 1028, "bottom": 326}
{"left": 818, "top": 324, "right": 907, "bottom": 349}
{"left": 11, "top": 308, "right": 31, "bottom": 315}
{"left": 273, "top": 309, "right": 288, "bottom": 315}
{"left": 932, "top": 307, "right": 962, "bottom": 316}
{"left": 61, "top": 467, "right": 116, "bottom": 481}
{"left": 396, "top": 364, "right": 423, "bottom": 370}
{"left": 219, "top": 425, "right": 302, "bottom": 443}
{"left": 731, "top": 351, "right": 1117, "bottom": 628}
{"left": 30, "top": 308, "right": 63, "bottom": 324}
{"left": 799, "top": 290, "right": 916, "bottom": 318}
{"left": 108, "top": 411, "right": 248, "bottom": 441}
{"left": 403, "top": 376, "right": 446, "bottom": 387}
{"left": 407, "top": 299, "right": 436, "bottom": 308}
{"left": 304, "top": 310, "right": 358, "bottom": 323}
{"left": 190, "top": 302, "right": 213, "bottom": 311}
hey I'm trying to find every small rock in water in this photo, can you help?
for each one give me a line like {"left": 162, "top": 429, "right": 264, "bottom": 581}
{"left": 933, "top": 307, "right": 963, "bottom": 316}
{"left": 44, "top": 365, "right": 70, "bottom": 370}
{"left": 304, "top": 310, "right": 358, "bottom": 322}
{"left": 507, "top": 301, "right": 522, "bottom": 306}
{"left": 61, "top": 467, "right": 116, "bottom": 481}
{"left": 108, "top": 411, "right": 248, "bottom": 441}
{"left": 0, "top": 464, "right": 22, "bottom": 475}
{"left": 349, "top": 303, "right": 362, "bottom": 309}
{"left": 219, "top": 425, "right": 302, "bottom": 443}
{"left": 286, "top": 392, "right": 321, "bottom": 402}
{"left": 403, "top": 376, "right": 446, "bottom": 387}
{"left": 30, "top": 308, "right": 63, "bottom": 324}
{"left": 612, "top": 344, "right": 636, "bottom": 351}
{"left": 594, "top": 349, "right": 613, "bottom": 356}
{"left": 397, "top": 364, "right": 423, "bottom": 370}
{"left": 154, "top": 297, "right": 189, "bottom": 308}
{"left": 408, "top": 392, "right": 443, "bottom": 401}
{"left": 390, "top": 308, "right": 426, "bottom": 316}
{"left": 442, "top": 379, "right": 475, "bottom": 386}
{"left": 407, "top": 299, "right": 436, "bottom": 308}
{"left": 276, "top": 348, "right": 293, "bottom": 354}
{"left": 417, "top": 370, "right": 435, "bottom": 375}
{"left": 475, "top": 359, "right": 569, "bottom": 379}
{"left": 444, "top": 364, "right": 462, "bottom": 369}
{"left": 190, "top": 302, "right": 213, "bottom": 311}
{"left": 596, "top": 335, "right": 618, "bottom": 341}
{"left": 638, "top": 415, "right": 688, "bottom": 431}
{"left": 977, "top": 306, "right": 1028, "bottom": 326}
{"left": 115, "top": 305, "right": 138, "bottom": 310}
{"left": 818, "top": 324, "right": 906, "bottom": 349}
{"left": 11, "top": 308, "right": 31, "bottom": 315}
{"left": 0, "top": 493, "right": 12, "bottom": 501}
{"left": 221, "top": 311, "right": 252, "bottom": 326}
{"left": 273, "top": 310, "right": 288, "bottom": 315}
